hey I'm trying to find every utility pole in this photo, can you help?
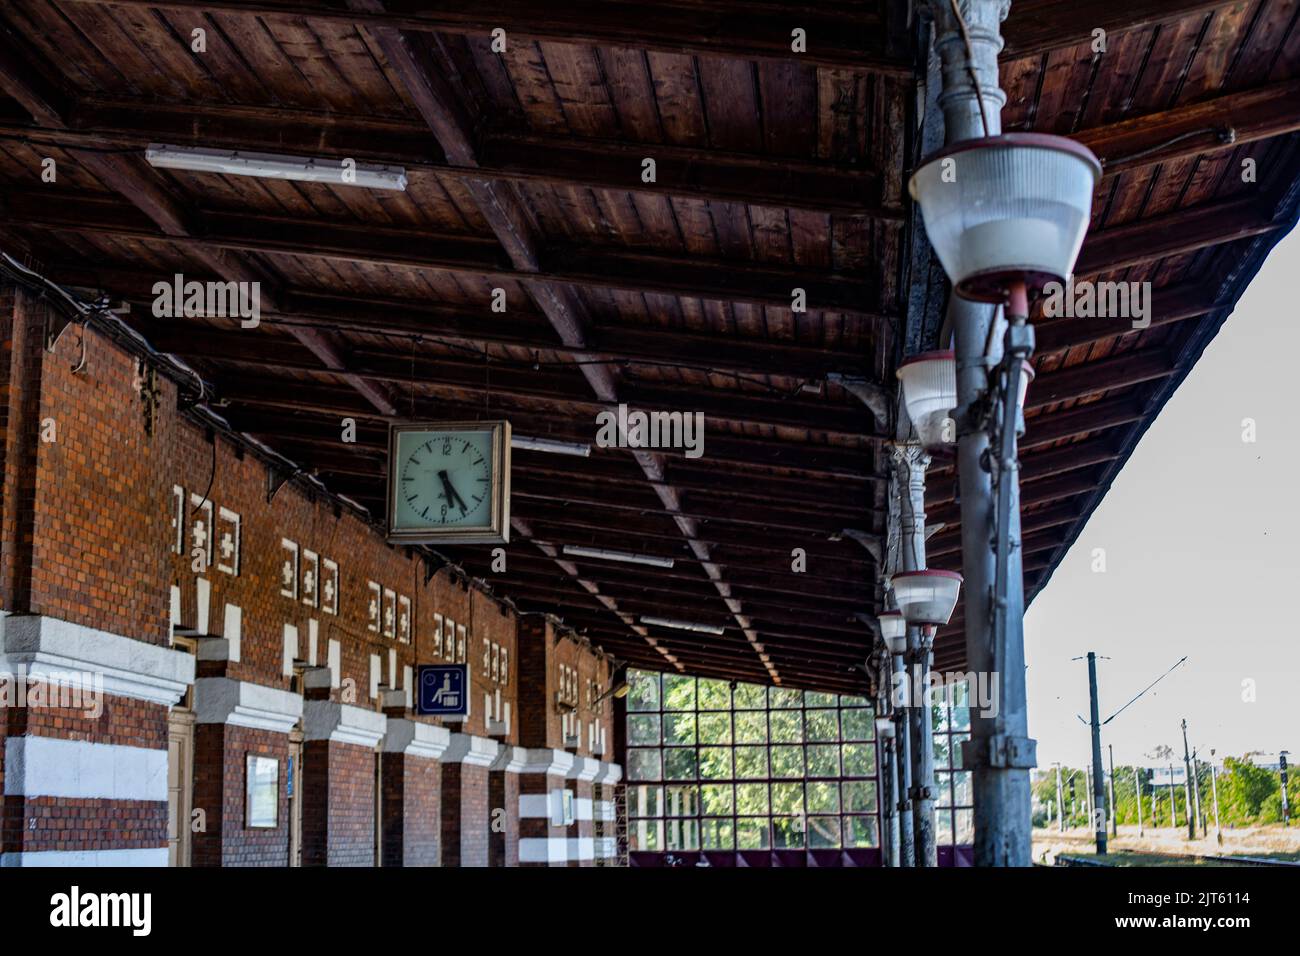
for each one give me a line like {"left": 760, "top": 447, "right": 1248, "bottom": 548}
{"left": 1209, "top": 749, "right": 1222, "bottom": 846}
{"left": 1087, "top": 653, "right": 1107, "bottom": 854}
{"left": 927, "top": 0, "right": 1033, "bottom": 868}
{"left": 1135, "top": 766, "right": 1144, "bottom": 836}
{"left": 1055, "top": 763, "right": 1065, "bottom": 834}
{"left": 1191, "top": 748, "right": 1204, "bottom": 835}
{"left": 1280, "top": 751, "right": 1290, "bottom": 827}
{"left": 1181, "top": 720, "right": 1195, "bottom": 840}
{"left": 1169, "top": 763, "right": 1178, "bottom": 828}
{"left": 1107, "top": 744, "right": 1118, "bottom": 837}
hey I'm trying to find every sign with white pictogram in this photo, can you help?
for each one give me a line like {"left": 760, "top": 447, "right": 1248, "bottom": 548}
{"left": 416, "top": 664, "right": 468, "bottom": 716}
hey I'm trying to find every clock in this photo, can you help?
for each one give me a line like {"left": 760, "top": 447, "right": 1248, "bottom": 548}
{"left": 386, "top": 421, "right": 511, "bottom": 544}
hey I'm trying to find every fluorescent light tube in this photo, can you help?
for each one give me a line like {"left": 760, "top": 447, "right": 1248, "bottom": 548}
{"left": 511, "top": 435, "right": 591, "bottom": 457}
{"left": 640, "top": 616, "right": 726, "bottom": 635}
{"left": 145, "top": 144, "right": 408, "bottom": 191}
{"left": 562, "top": 545, "right": 674, "bottom": 569}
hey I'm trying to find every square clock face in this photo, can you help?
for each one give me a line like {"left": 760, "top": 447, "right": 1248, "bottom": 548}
{"left": 386, "top": 421, "right": 511, "bottom": 544}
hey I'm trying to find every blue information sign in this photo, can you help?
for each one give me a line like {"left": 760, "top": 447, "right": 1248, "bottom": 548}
{"left": 416, "top": 664, "right": 469, "bottom": 716}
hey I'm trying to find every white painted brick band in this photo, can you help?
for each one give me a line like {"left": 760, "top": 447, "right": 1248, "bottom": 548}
{"left": 3, "top": 736, "right": 167, "bottom": 802}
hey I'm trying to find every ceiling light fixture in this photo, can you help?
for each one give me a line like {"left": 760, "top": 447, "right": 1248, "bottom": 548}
{"left": 145, "top": 144, "right": 409, "bottom": 191}
{"left": 562, "top": 545, "right": 674, "bottom": 569}
{"left": 639, "top": 616, "right": 726, "bottom": 635}
{"left": 511, "top": 434, "right": 591, "bottom": 457}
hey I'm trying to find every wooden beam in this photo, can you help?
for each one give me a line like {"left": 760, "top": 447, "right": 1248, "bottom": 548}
{"left": 58, "top": 0, "right": 910, "bottom": 73}
{"left": 1002, "top": 0, "right": 1239, "bottom": 59}
{"left": 1078, "top": 79, "right": 1300, "bottom": 179}
{"left": 2, "top": 189, "right": 880, "bottom": 314}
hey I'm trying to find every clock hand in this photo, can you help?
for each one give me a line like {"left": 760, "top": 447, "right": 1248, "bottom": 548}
{"left": 438, "top": 470, "right": 469, "bottom": 514}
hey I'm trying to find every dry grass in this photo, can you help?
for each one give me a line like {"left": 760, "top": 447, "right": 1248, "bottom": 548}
{"left": 1033, "top": 824, "right": 1300, "bottom": 866}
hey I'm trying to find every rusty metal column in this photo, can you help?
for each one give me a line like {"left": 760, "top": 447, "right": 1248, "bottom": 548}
{"left": 925, "top": 0, "right": 1035, "bottom": 866}
{"left": 893, "top": 442, "right": 937, "bottom": 865}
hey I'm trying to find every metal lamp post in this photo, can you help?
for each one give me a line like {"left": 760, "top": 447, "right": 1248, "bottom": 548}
{"left": 912, "top": 0, "right": 1103, "bottom": 865}
{"left": 880, "top": 611, "right": 915, "bottom": 866}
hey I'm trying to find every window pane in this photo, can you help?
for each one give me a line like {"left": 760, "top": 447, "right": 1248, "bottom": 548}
{"left": 733, "top": 682, "right": 766, "bottom": 709}
{"left": 842, "top": 780, "right": 877, "bottom": 814}
{"left": 770, "top": 710, "right": 802, "bottom": 743}
{"left": 932, "top": 702, "right": 951, "bottom": 733}
{"left": 951, "top": 733, "right": 970, "bottom": 768}
{"left": 628, "top": 714, "right": 660, "bottom": 746}
{"left": 663, "top": 748, "right": 697, "bottom": 780}
{"left": 955, "top": 808, "right": 974, "bottom": 844}
{"left": 627, "top": 749, "right": 661, "bottom": 782}
{"left": 697, "top": 678, "right": 731, "bottom": 711}
{"left": 933, "top": 734, "right": 951, "bottom": 769}
{"left": 699, "top": 747, "right": 732, "bottom": 780}
{"left": 664, "top": 712, "right": 696, "bottom": 745}
{"left": 840, "top": 695, "right": 869, "bottom": 707}
{"left": 808, "top": 816, "right": 841, "bottom": 848}
{"left": 772, "top": 816, "right": 805, "bottom": 848}
{"left": 807, "top": 744, "right": 839, "bottom": 778}
{"left": 701, "top": 819, "right": 734, "bottom": 850}
{"left": 736, "top": 818, "right": 770, "bottom": 849}
{"left": 666, "top": 818, "right": 699, "bottom": 851}
{"left": 951, "top": 704, "right": 971, "bottom": 732}
{"left": 628, "top": 670, "right": 660, "bottom": 711}
{"left": 698, "top": 712, "right": 731, "bottom": 745}
{"left": 841, "top": 708, "right": 873, "bottom": 741}
{"left": 630, "top": 785, "right": 664, "bottom": 817}
{"left": 770, "top": 745, "right": 804, "bottom": 778}
{"left": 735, "top": 783, "right": 769, "bottom": 815}
{"left": 632, "top": 819, "right": 663, "bottom": 851}
{"left": 734, "top": 746, "right": 768, "bottom": 779}
{"left": 935, "top": 771, "right": 953, "bottom": 808}
{"left": 701, "top": 784, "right": 733, "bottom": 816}
{"left": 842, "top": 743, "right": 876, "bottom": 777}
{"left": 806, "top": 691, "right": 837, "bottom": 707}
{"left": 663, "top": 675, "right": 696, "bottom": 710}
{"left": 806, "top": 709, "right": 838, "bottom": 741}
{"left": 806, "top": 780, "right": 840, "bottom": 814}
{"left": 952, "top": 770, "right": 972, "bottom": 806}
{"left": 771, "top": 783, "right": 803, "bottom": 815}
{"left": 734, "top": 711, "right": 767, "bottom": 744}
{"left": 769, "top": 686, "right": 803, "bottom": 709}
{"left": 843, "top": 815, "right": 878, "bottom": 848}
{"left": 936, "top": 810, "right": 954, "bottom": 846}
{"left": 665, "top": 785, "right": 698, "bottom": 816}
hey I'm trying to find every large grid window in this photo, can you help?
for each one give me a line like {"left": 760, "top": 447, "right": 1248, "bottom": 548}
{"left": 931, "top": 681, "right": 974, "bottom": 846}
{"left": 625, "top": 669, "right": 879, "bottom": 852}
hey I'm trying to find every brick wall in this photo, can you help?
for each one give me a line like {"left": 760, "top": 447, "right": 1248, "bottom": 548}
{"left": 192, "top": 723, "right": 291, "bottom": 866}
{"left": 381, "top": 752, "right": 441, "bottom": 867}
{"left": 302, "top": 740, "right": 375, "bottom": 867}
{"left": 441, "top": 762, "right": 490, "bottom": 867}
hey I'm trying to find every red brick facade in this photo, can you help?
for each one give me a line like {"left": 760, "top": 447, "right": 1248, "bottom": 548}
{"left": 0, "top": 286, "right": 622, "bottom": 866}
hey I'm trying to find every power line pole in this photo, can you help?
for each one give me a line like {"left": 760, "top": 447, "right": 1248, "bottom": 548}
{"left": 1087, "top": 652, "right": 1107, "bottom": 854}
{"left": 1169, "top": 762, "right": 1178, "bottom": 828}
{"left": 1055, "top": 762, "right": 1065, "bottom": 834}
{"left": 1280, "top": 751, "right": 1290, "bottom": 827}
{"left": 1191, "top": 747, "right": 1204, "bottom": 835}
{"left": 1135, "top": 766, "right": 1144, "bottom": 837}
{"left": 1209, "top": 749, "right": 1222, "bottom": 846}
{"left": 1181, "top": 720, "right": 1195, "bottom": 840}
{"left": 1107, "top": 744, "right": 1118, "bottom": 838}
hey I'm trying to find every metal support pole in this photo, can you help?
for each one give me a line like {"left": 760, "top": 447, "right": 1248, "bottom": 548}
{"left": 1055, "top": 763, "right": 1064, "bottom": 834}
{"left": 1280, "top": 751, "right": 1291, "bottom": 826}
{"left": 1191, "top": 748, "right": 1204, "bottom": 836}
{"left": 892, "top": 652, "right": 916, "bottom": 866}
{"left": 881, "top": 728, "right": 900, "bottom": 866}
{"left": 1107, "top": 744, "right": 1118, "bottom": 838}
{"left": 1209, "top": 750, "right": 1222, "bottom": 846}
{"left": 908, "top": 629, "right": 938, "bottom": 866}
{"left": 1181, "top": 720, "right": 1195, "bottom": 840}
{"left": 1135, "top": 766, "right": 1144, "bottom": 837}
{"left": 1169, "top": 763, "right": 1178, "bottom": 828}
{"left": 1088, "top": 652, "right": 1107, "bottom": 854}
{"left": 892, "top": 442, "right": 938, "bottom": 866}
{"left": 925, "top": 0, "right": 1033, "bottom": 867}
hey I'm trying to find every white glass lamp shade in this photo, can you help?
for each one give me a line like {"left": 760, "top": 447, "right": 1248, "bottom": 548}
{"left": 898, "top": 350, "right": 957, "bottom": 453}
{"left": 890, "top": 570, "right": 963, "bottom": 627}
{"left": 879, "top": 610, "right": 907, "bottom": 656}
{"left": 908, "top": 134, "right": 1102, "bottom": 302}
{"left": 875, "top": 717, "right": 896, "bottom": 739}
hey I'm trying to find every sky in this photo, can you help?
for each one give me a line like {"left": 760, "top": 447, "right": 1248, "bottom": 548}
{"left": 1025, "top": 226, "right": 1300, "bottom": 770}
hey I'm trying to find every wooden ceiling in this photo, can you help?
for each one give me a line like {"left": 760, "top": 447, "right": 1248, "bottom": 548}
{"left": 0, "top": 0, "right": 1296, "bottom": 693}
